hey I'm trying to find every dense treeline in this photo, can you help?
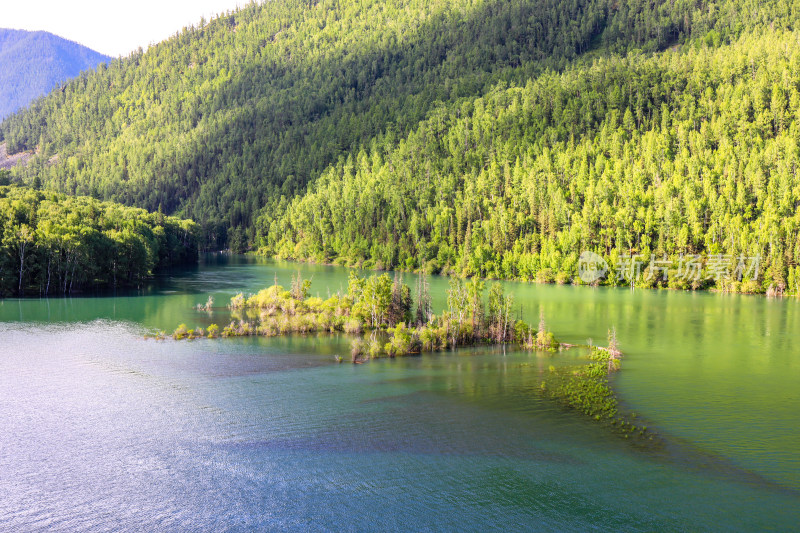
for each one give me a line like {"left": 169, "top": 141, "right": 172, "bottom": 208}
{"left": 0, "top": 184, "right": 198, "bottom": 296}
{"left": 0, "top": 29, "right": 110, "bottom": 120}
{"left": 4, "top": 0, "right": 795, "bottom": 250}
{"left": 259, "top": 32, "right": 800, "bottom": 294}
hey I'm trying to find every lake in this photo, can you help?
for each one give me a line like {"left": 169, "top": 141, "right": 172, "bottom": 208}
{"left": 1, "top": 254, "right": 798, "bottom": 530}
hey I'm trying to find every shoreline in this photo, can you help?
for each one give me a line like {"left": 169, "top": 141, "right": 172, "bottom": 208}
{"left": 249, "top": 251, "right": 795, "bottom": 299}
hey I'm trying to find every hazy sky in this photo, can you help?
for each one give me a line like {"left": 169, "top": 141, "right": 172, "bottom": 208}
{"left": 3, "top": 0, "right": 248, "bottom": 57}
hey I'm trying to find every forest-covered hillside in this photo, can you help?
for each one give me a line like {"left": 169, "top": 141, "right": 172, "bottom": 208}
{"left": 260, "top": 32, "right": 800, "bottom": 294}
{"left": 2, "top": 0, "right": 800, "bottom": 293}
{"left": 0, "top": 29, "right": 110, "bottom": 120}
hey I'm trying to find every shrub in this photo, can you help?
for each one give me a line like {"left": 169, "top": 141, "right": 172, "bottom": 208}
{"left": 290, "top": 271, "right": 312, "bottom": 300}
{"left": 536, "top": 269, "right": 554, "bottom": 284}
{"left": 419, "top": 325, "right": 437, "bottom": 351}
{"left": 196, "top": 295, "right": 214, "bottom": 311}
{"left": 229, "top": 293, "right": 246, "bottom": 309}
{"left": 536, "top": 330, "right": 558, "bottom": 350}
{"left": 304, "top": 297, "right": 324, "bottom": 312}
{"left": 740, "top": 280, "right": 761, "bottom": 294}
{"left": 514, "top": 320, "right": 531, "bottom": 344}
{"left": 386, "top": 322, "right": 417, "bottom": 357}
{"left": 368, "top": 335, "right": 384, "bottom": 358}
{"left": 343, "top": 319, "right": 362, "bottom": 334}
{"left": 535, "top": 313, "right": 559, "bottom": 350}
{"left": 172, "top": 324, "right": 188, "bottom": 340}
{"left": 207, "top": 324, "right": 219, "bottom": 338}
{"left": 247, "top": 287, "right": 279, "bottom": 308}
{"left": 350, "top": 338, "right": 365, "bottom": 362}
{"left": 555, "top": 271, "right": 571, "bottom": 285}
{"left": 384, "top": 341, "right": 397, "bottom": 357}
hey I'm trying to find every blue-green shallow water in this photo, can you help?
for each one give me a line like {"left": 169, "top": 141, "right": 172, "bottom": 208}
{"left": 0, "top": 254, "right": 798, "bottom": 531}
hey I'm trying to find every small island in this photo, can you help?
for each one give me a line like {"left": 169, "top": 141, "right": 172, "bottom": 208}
{"left": 165, "top": 272, "right": 644, "bottom": 439}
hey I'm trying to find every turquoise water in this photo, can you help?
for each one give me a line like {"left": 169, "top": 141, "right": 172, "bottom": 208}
{"left": 0, "top": 255, "right": 798, "bottom": 530}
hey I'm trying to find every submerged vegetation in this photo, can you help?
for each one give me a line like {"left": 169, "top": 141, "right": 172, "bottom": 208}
{"left": 537, "top": 327, "right": 645, "bottom": 437}
{"left": 166, "top": 272, "right": 645, "bottom": 436}
{"left": 539, "top": 345, "right": 651, "bottom": 440}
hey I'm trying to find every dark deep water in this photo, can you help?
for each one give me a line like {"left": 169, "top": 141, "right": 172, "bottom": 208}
{"left": 1, "top": 254, "right": 798, "bottom": 531}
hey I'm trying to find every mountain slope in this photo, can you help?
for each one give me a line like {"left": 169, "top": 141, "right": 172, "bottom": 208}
{"left": 1, "top": 0, "right": 767, "bottom": 249}
{"left": 0, "top": 29, "right": 111, "bottom": 120}
{"left": 259, "top": 31, "right": 800, "bottom": 293}
{"left": 1, "top": 0, "right": 617, "bottom": 249}
{"left": 2, "top": 0, "right": 800, "bottom": 294}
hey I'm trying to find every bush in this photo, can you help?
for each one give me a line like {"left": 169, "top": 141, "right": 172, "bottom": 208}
{"left": 368, "top": 335, "right": 384, "bottom": 358}
{"left": 536, "top": 269, "right": 554, "bottom": 284}
{"left": 230, "top": 293, "right": 246, "bottom": 309}
{"left": 258, "top": 319, "right": 279, "bottom": 336}
{"left": 350, "top": 338, "right": 365, "bottom": 362}
{"left": 344, "top": 319, "right": 362, "bottom": 334}
{"left": 536, "top": 330, "right": 558, "bottom": 350}
{"left": 555, "top": 271, "right": 571, "bottom": 285}
{"left": 386, "top": 322, "right": 417, "bottom": 357}
{"left": 172, "top": 323, "right": 188, "bottom": 340}
{"left": 247, "top": 286, "right": 284, "bottom": 308}
{"left": 304, "top": 297, "right": 324, "bottom": 312}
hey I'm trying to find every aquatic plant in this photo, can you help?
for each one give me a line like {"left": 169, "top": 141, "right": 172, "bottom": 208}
{"left": 541, "top": 348, "right": 618, "bottom": 420}
{"left": 350, "top": 338, "right": 365, "bottom": 362}
{"left": 196, "top": 295, "right": 214, "bottom": 312}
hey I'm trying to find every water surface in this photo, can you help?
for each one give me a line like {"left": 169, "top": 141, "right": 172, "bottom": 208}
{"left": 0, "top": 255, "right": 798, "bottom": 530}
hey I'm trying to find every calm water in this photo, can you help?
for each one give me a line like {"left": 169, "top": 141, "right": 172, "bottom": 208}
{"left": 0, "top": 255, "right": 798, "bottom": 531}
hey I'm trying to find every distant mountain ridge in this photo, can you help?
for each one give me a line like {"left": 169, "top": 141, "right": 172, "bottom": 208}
{"left": 0, "top": 29, "right": 110, "bottom": 120}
